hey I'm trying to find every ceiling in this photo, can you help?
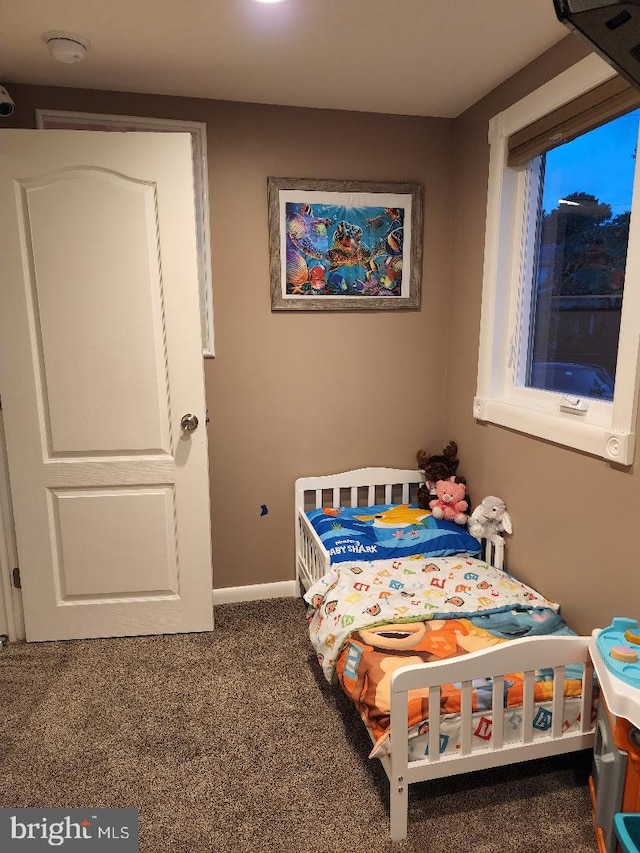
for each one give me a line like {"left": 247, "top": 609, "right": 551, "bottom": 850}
{"left": 0, "top": 0, "right": 572, "bottom": 118}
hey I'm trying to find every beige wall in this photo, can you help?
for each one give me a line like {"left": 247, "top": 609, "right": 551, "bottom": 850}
{"left": 8, "top": 34, "right": 639, "bottom": 631}
{"left": 449, "top": 36, "right": 640, "bottom": 635}
{"left": 5, "top": 84, "right": 454, "bottom": 591}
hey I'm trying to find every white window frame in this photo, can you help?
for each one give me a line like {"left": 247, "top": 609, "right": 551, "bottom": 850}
{"left": 474, "top": 54, "right": 640, "bottom": 466}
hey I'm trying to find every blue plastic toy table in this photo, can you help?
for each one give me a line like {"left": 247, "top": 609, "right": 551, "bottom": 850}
{"left": 595, "top": 618, "right": 640, "bottom": 690}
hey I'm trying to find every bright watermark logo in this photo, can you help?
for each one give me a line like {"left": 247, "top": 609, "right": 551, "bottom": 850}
{"left": 0, "top": 809, "right": 138, "bottom": 850}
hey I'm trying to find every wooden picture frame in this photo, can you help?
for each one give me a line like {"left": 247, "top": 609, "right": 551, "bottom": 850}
{"left": 35, "top": 109, "right": 215, "bottom": 357}
{"left": 267, "top": 177, "right": 423, "bottom": 311}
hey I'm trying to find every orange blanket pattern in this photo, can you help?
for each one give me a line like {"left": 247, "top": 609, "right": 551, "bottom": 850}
{"left": 335, "top": 618, "right": 584, "bottom": 752}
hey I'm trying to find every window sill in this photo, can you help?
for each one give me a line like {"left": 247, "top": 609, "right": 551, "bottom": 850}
{"left": 473, "top": 396, "right": 634, "bottom": 465}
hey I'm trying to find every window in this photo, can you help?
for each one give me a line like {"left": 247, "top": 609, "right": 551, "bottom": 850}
{"left": 474, "top": 55, "right": 640, "bottom": 465}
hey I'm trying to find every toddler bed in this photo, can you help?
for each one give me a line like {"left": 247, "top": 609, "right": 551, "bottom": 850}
{"left": 295, "top": 467, "right": 596, "bottom": 840}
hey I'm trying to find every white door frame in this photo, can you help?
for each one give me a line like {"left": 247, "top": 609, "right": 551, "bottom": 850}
{"left": 0, "top": 406, "right": 25, "bottom": 642}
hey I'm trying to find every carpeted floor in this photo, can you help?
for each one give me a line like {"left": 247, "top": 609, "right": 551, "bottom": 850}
{"left": 0, "top": 598, "right": 597, "bottom": 853}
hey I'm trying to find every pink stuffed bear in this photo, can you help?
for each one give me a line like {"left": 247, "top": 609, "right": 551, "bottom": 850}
{"left": 429, "top": 478, "right": 469, "bottom": 526}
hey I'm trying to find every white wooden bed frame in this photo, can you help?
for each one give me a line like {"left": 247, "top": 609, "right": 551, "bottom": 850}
{"left": 295, "top": 467, "right": 596, "bottom": 840}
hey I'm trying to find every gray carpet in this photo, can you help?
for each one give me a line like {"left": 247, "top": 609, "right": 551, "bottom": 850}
{"left": 0, "top": 598, "right": 597, "bottom": 852}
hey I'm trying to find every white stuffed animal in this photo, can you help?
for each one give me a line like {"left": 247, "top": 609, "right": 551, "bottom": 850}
{"left": 468, "top": 496, "right": 513, "bottom": 544}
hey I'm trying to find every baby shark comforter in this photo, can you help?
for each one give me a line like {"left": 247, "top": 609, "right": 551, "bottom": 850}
{"left": 304, "top": 555, "right": 588, "bottom": 758}
{"left": 305, "top": 503, "right": 482, "bottom": 563}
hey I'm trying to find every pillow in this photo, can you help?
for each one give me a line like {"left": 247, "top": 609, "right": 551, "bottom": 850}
{"left": 306, "top": 503, "right": 481, "bottom": 564}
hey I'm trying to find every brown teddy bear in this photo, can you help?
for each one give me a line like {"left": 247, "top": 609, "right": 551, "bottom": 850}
{"left": 415, "top": 440, "right": 469, "bottom": 511}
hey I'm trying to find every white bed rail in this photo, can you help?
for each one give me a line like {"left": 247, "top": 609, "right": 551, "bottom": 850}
{"left": 296, "top": 511, "right": 330, "bottom": 591}
{"left": 387, "top": 635, "right": 595, "bottom": 839}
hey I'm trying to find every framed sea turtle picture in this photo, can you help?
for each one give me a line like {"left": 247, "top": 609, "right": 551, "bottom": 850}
{"left": 267, "top": 177, "right": 423, "bottom": 310}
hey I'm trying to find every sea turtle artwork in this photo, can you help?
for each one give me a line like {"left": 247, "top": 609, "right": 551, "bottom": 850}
{"left": 284, "top": 202, "right": 406, "bottom": 297}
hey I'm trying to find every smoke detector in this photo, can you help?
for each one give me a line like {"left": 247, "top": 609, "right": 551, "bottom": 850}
{"left": 42, "top": 31, "right": 90, "bottom": 64}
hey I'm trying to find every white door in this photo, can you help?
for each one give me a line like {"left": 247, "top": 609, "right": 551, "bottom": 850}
{"left": 0, "top": 130, "right": 214, "bottom": 641}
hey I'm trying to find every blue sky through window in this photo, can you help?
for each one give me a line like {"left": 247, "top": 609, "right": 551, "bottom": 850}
{"left": 542, "top": 108, "right": 640, "bottom": 217}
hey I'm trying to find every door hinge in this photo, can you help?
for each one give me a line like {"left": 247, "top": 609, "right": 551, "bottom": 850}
{"left": 12, "top": 567, "right": 20, "bottom": 589}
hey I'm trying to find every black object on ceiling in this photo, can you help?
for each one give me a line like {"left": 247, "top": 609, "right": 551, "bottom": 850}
{"left": 554, "top": 0, "right": 640, "bottom": 88}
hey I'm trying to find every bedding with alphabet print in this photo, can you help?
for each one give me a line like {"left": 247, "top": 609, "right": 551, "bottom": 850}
{"left": 304, "top": 555, "right": 591, "bottom": 758}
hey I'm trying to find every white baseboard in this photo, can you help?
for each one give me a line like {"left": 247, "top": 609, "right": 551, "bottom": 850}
{"left": 212, "top": 580, "right": 297, "bottom": 606}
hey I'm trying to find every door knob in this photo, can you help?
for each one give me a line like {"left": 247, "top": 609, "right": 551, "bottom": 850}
{"left": 180, "top": 413, "right": 199, "bottom": 433}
